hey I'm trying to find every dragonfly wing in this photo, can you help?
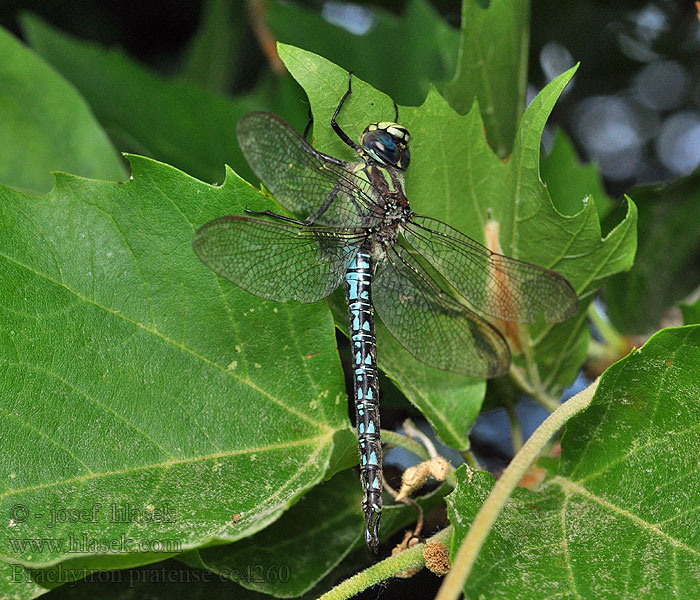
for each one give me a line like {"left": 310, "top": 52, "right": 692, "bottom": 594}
{"left": 403, "top": 216, "right": 578, "bottom": 323}
{"left": 237, "top": 112, "right": 382, "bottom": 228}
{"left": 373, "top": 244, "right": 510, "bottom": 378}
{"left": 193, "top": 216, "right": 362, "bottom": 303}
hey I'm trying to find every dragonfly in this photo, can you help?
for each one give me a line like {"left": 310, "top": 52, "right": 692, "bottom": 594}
{"left": 193, "top": 73, "right": 578, "bottom": 552}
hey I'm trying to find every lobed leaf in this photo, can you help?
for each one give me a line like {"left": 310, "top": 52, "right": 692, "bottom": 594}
{"left": 448, "top": 326, "right": 700, "bottom": 598}
{"left": 280, "top": 44, "right": 636, "bottom": 405}
{"left": 0, "top": 157, "right": 352, "bottom": 577}
{"left": 541, "top": 129, "right": 614, "bottom": 220}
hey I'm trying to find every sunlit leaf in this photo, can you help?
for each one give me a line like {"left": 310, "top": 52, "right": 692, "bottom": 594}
{"left": 448, "top": 326, "right": 700, "bottom": 598}
{"left": 0, "top": 157, "right": 352, "bottom": 578}
{"left": 280, "top": 44, "right": 636, "bottom": 408}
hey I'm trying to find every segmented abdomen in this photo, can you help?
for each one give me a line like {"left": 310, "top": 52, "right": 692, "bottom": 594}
{"left": 344, "top": 247, "right": 382, "bottom": 550}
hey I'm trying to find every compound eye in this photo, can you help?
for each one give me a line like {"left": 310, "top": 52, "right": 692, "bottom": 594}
{"left": 361, "top": 127, "right": 409, "bottom": 170}
{"left": 372, "top": 132, "right": 399, "bottom": 161}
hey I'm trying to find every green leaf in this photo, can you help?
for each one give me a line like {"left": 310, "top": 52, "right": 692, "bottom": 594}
{"left": 190, "top": 471, "right": 363, "bottom": 597}
{"left": 603, "top": 171, "right": 700, "bottom": 334}
{"left": 448, "top": 326, "right": 700, "bottom": 598}
{"left": 20, "top": 14, "right": 309, "bottom": 186}
{"left": 280, "top": 44, "right": 636, "bottom": 401}
{"left": 179, "top": 0, "right": 244, "bottom": 93}
{"left": 444, "top": 0, "right": 530, "bottom": 157}
{"left": 189, "top": 470, "right": 449, "bottom": 597}
{"left": 0, "top": 561, "right": 50, "bottom": 599}
{"left": 0, "top": 26, "right": 125, "bottom": 194}
{"left": 0, "top": 157, "right": 352, "bottom": 575}
{"left": 277, "top": 44, "right": 486, "bottom": 450}
{"left": 267, "top": 0, "right": 458, "bottom": 106}
{"left": 541, "top": 129, "right": 614, "bottom": 220}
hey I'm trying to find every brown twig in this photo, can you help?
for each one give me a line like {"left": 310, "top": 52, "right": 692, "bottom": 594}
{"left": 247, "top": 0, "right": 286, "bottom": 75}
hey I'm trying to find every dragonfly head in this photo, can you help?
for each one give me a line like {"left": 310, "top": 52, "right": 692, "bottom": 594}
{"left": 360, "top": 122, "right": 410, "bottom": 171}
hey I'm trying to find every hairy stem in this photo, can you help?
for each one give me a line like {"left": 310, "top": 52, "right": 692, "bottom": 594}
{"left": 318, "top": 527, "right": 453, "bottom": 600}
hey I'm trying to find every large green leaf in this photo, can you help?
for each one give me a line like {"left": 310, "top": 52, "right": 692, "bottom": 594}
{"left": 603, "top": 171, "right": 700, "bottom": 335}
{"left": 190, "top": 471, "right": 363, "bottom": 598}
{"left": 447, "top": 325, "right": 700, "bottom": 598}
{"left": 32, "top": 560, "right": 272, "bottom": 600}
{"left": 267, "top": 0, "right": 458, "bottom": 106}
{"left": 444, "top": 0, "right": 530, "bottom": 157}
{"left": 0, "top": 26, "right": 125, "bottom": 194}
{"left": 280, "top": 44, "right": 636, "bottom": 404}
{"left": 0, "top": 157, "right": 353, "bottom": 584}
{"left": 188, "top": 470, "right": 449, "bottom": 597}
{"left": 20, "top": 14, "right": 308, "bottom": 187}
{"left": 0, "top": 561, "right": 48, "bottom": 599}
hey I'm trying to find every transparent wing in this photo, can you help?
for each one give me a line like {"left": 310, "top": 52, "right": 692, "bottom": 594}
{"left": 237, "top": 112, "right": 382, "bottom": 228}
{"left": 403, "top": 216, "right": 578, "bottom": 323}
{"left": 373, "top": 244, "right": 510, "bottom": 378}
{"left": 193, "top": 216, "right": 363, "bottom": 303}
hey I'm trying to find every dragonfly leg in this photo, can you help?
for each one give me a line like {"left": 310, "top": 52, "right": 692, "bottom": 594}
{"left": 331, "top": 72, "right": 361, "bottom": 152}
{"left": 304, "top": 182, "right": 341, "bottom": 225}
{"left": 244, "top": 209, "right": 307, "bottom": 226}
{"left": 393, "top": 99, "right": 399, "bottom": 123}
{"left": 302, "top": 106, "right": 313, "bottom": 141}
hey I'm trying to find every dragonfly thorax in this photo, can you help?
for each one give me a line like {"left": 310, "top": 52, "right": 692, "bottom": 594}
{"left": 368, "top": 205, "right": 412, "bottom": 261}
{"left": 360, "top": 122, "right": 410, "bottom": 171}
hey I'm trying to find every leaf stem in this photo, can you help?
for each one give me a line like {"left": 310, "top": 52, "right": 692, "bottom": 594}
{"left": 402, "top": 419, "right": 439, "bottom": 458}
{"left": 382, "top": 430, "right": 431, "bottom": 462}
{"left": 317, "top": 527, "right": 453, "bottom": 600}
{"left": 508, "top": 364, "right": 560, "bottom": 412}
{"left": 517, "top": 323, "right": 542, "bottom": 391}
{"left": 587, "top": 338, "right": 608, "bottom": 360}
{"left": 504, "top": 400, "right": 523, "bottom": 453}
{"left": 587, "top": 302, "right": 628, "bottom": 356}
{"left": 435, "top": 377, "right": 600, "bottom": 600}
{"left": 461, "top": 450, "right": 481, "bottom": 470}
